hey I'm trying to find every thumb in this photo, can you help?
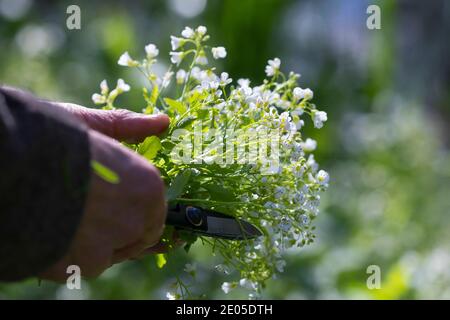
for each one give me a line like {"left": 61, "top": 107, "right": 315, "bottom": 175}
{"left": 54, "top": 102, "right": 170, "bottom": 142}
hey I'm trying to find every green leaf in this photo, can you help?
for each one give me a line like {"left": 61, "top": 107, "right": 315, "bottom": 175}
{"left": 167, "top": 169, "right": 192, "bottom": 201}
{"left": 138, "top": 136, "right": 161, "bottom": 160}
{"left": 203, "top": 183, "right": 235, "bottom": 202}
{"left": 179, "top": 230, "right": 198, "bottom": 253}
{"left": 91, "top": 161, "right": 120, "bottom": 184}
{"left": 177, "top": 116, "right": 197, "bottom": 129}
{"left": 187, "top": 90, "right": 206, "bottom": 105}
{"left": 164, "top": 97, "right": 186, "bottom": 114}
{"left": 197, "top": 108, "right": 209, "bottom": 120}
{"left": 155, "top": 253, "right": 167, "bottom": 269}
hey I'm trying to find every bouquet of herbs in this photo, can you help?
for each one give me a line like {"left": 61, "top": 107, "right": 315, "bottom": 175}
{"left": 92, "top": 26, "right": 329, "bottom": 299}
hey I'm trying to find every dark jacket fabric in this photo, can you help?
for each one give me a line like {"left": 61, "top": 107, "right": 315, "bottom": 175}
{"left": 0, "top": 86, "right": 90, "bottom": 281}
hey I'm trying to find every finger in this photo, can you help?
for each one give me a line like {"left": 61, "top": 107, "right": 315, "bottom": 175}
{"left": 38, "top": 253, "right": 74, "bottom": 283}
{"left": 112, "top": 239, "right": 155, "bottom": 264}
{"left": 140, "top": 242, "right": 170, "bottom": 255}
{"left": 139, "top": 238, "right": 185, "bottom": 256}
{"left": 55, "top": 102, "right": 170, "bottom": 142}
{"left": 134, "top": 232, "right": 185, "bottom": 258}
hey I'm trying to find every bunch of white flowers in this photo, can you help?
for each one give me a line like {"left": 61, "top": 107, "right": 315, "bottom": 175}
{"left": 92, "top": 26, "right": 329, "bottom": 299}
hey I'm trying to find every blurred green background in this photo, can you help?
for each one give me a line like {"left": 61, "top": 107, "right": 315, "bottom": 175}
{"left": 1, "top": 0, "right": 450, "bottom": 299}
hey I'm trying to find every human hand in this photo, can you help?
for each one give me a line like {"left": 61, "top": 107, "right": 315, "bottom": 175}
{"left": 40, "top": 103, "right": 170, "bottom": 281}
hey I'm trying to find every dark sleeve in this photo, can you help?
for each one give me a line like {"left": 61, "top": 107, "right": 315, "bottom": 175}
{"left": 0, "top": 86, "right": 91, "bottom": 281}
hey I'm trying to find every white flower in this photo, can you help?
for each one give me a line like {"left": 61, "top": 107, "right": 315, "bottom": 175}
{"left": 215, "top": 102, "right": 226, "bottom": 110}
{"left": 316, "top": 170, "right": 330, "bottom": 185}
{"left": 313, "top": 110, "right": 327, "bottom": 128}
{"left": 293, "top": 87, "right": 313, "bottom": 101}
{"left": 303, "top": 88, "right": 313, "bottom": 100}
{"left": 220, "top": 72, "right": 232, "bottom": 86}
{"left": 291, "top": 107, "right": 304, "bottom": 116}
{"left": 170, "top": 51, "right": 184, "bottom": 65}
{"left": 116, "top": 78, "right": 130, "bottom": 92}
{"left": 237, "top": 78, "right": 250, "bottom": 88}
{"left": 239, "top": 278, "right": 257, "bottom": 290}
{"left": 212, "top": 46, "right": 227, "bottom": 59}
{"left": 117, "top": 51, "right": 138, "bottom": 67}
{"left": 295, "top": 119, "right": 305, "bottom": 130}
{"left": 170, "top": 36, "right": 184, "bottom": 50}
{"left": 181, "top": 26, "right": 195, "bottom": 38}
{"left": 293, "top": 142, "right": 303, "bottom": 153}
{"left": 293, "top": 87, "right": 302, "bottom": 99}
{"left": 162, "top": 71, "right": 174, "bottom": 88}
{"left": 293, "top": 87, "right": 304, "bottom": 100}
{"left": 277, "top": 100, "right": 291, "bottom": 110}
{"left": 301, "top": 138, "right": 317, "bottom": 152}
{"left": 307, "top": 154, "right": 318, "bottom": 172}
{"left": 221, "top": 282, "right": 235, "bottom": 294}
{"left": 200, "top": 79, "right": 218, "bottom": 91}
{"left": 195, "top": 52, "right": 208, "bottom": 65}
{"left": 166, "top": 292, "right": 179, "bottom": 300}
{"left": 176, "top": 69, "right": 187, "bottom": 84}
{"left": 299, "top": 214, "right": 310, "bottom": 225}
{"left": 196, "top": 25, "right": 207, "bottom": 36}
{"left": 281, "top": 135, "right": 293, "bottom": 149}
{"left": 210, "top": 81, "right": 220, "bottom": 91}
{"left": 91, "top": 93, "right": 105, "bottom": 104}
{"left": 265, "top": 57, "right": 281, "bottom": 77}
{"left": 258, "top": 90, "right": 279, "bottom": 104}
{"left": 144, "top": 43, "right": 159, "bottom": 59}
{"left": 100, "top": 80, "right": 109, "bottom": 95}
{"left": 292, "top": 192, "right": 305, "bottom": 204}
{"left": 292, "top": 163, "right": 305, "bottom": 177}
{"left": 279, "top": 112, "right": 291, "bottom": 130}
{"left": 191, "top": 66, "right": 202, "bottom": 81}
{"left": 303, "top": 88, "right": 314, "bottom": 100}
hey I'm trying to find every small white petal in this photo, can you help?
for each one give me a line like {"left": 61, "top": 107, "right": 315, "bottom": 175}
{"left": 166, "top": 292, "right": 178, "bottom": 300}
{"left": 176, "top": 69, "right": 187, "bottom": 84}
{"left": 313, "top": 110, "right": 327, "bottom": 128}
{"left": 303, "top": 88, "right": 314, "bottom": 100}
{"left": 100, "top": 80, "right": 108, "bottom": 95}
{"left": 116, "top": 78, "right": 130, "bottom": 92}
{"left": 293, "top": 87, "right": 304, "bottom": 100}
{"left": 265, "top": 57, "right": 281, "bottom": 77}
{"left": 117, "top": 51, "right": 137, "bottom": 67}
{"left": 91, "top": 93, "right": 105, "bottom": 104}
{"left": 211, "top": 46, "right": 227, "bottom": 59}
{"left": 221, "top": 282, "right": 234, "bottom": 294}
{"left": 317, "top": 169, "right": 330, "bottom": 185}
{"left": 239, "top": 278, "right": 257, "bottom": 290}
{"left": 220, "top": 72, "right": 232, "bottom": 86}
{"left": 162, "top": 71, "right": 174, "bottom": 88}
{"left": 196, "top": 25, "right": 207, "bottom": 36}
{"left": 237, "top": 78, "right": 250, "bottom": 88}
{"left": 145, "top": 43, "right": 159, "bottom": 59}
{"left": 170, "top": 36, "right": 184, "bottom": 51}
{"left": 301, "top": 138, "right": 317, "bottom": 152}
{"left": 170, "top": 52, "right": 184, "bottom": 65}
{"left": 181, "top": 26, "right": 195, "bottom": 38}
{"left": 195, "top": 53, "right": 208, "bottom": 65}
